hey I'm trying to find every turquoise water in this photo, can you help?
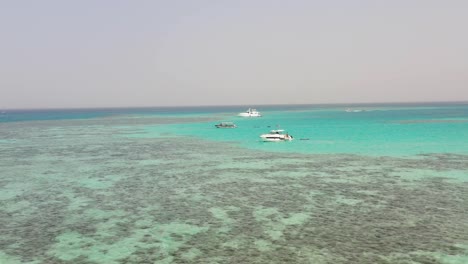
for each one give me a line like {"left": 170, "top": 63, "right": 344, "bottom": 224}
{"left": 1, "top": 103, "right": 467, "bottom": 263}
{"left": 138, "top": 103, "right": 468, "bottom": 156}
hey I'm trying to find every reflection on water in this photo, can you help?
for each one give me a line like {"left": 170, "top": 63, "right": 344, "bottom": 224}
{"left": 0, "top": 115, "right": 467, "bottom": 264}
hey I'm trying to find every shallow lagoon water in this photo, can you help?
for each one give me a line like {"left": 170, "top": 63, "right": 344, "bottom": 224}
{"left": 0, "top": 104, "right": 468, "bottom": 263}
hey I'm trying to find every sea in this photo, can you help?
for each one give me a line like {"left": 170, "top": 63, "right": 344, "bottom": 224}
{"left": 1, "top": 102, "right": 467, "bottom": 264}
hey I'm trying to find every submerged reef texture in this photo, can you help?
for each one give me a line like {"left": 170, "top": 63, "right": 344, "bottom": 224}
{"left": 0, "top": 118, "right": 467, "bottom": 264}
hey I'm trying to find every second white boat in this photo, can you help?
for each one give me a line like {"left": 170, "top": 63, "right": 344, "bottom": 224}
{"left": 260, "top": 129, "right": 293, "bottom": 142}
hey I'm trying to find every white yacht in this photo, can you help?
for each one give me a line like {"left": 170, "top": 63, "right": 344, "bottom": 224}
{"left": 238, "top": 108, "right": 261, "bottom": 117}
{"left": 260, "top": 130, "right": 293, "bottom": 142}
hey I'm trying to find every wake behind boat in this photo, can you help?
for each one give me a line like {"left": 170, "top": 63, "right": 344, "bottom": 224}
{"left": 238, "top": 108, "right": 261, "bottom": 117}
{"left": 260, "top": 129, "right": 293, "bottom": 142}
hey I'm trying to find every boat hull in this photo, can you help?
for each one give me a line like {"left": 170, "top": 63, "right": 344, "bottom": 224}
{"left": 238, "top": 113, "right": 261, "bottom": 117}
{"left": 260, "top": 135, "right": 293, "bottom": 142}
{"left": 215, "top": 125, "right": 236, "bottom": 128}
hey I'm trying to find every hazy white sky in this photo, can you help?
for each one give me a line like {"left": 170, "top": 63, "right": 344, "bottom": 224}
{"left": 1, "top": 0, "right": 467, "bottom": 109}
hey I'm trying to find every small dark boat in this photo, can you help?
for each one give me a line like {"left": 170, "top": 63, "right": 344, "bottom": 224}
{"left": 215, "top": 122, "right": 237, "bottom": 128}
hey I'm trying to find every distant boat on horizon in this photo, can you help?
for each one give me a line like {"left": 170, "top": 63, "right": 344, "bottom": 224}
{"left": 345, "top": 108, "right": 364, "bottom": 113}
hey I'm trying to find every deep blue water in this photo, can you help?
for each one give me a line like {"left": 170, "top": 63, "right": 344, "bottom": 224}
{"left": 2, "top": 102, "right": 467, "bottom": 123}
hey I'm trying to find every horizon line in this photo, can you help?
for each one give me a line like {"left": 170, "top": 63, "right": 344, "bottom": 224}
{"left": 2, "top": 99, "right": 468, "bottom": 111}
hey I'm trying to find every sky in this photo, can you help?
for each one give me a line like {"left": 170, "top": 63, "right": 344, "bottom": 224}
{"left": 1, "top": 0, "right": 467, "bottom": 109}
